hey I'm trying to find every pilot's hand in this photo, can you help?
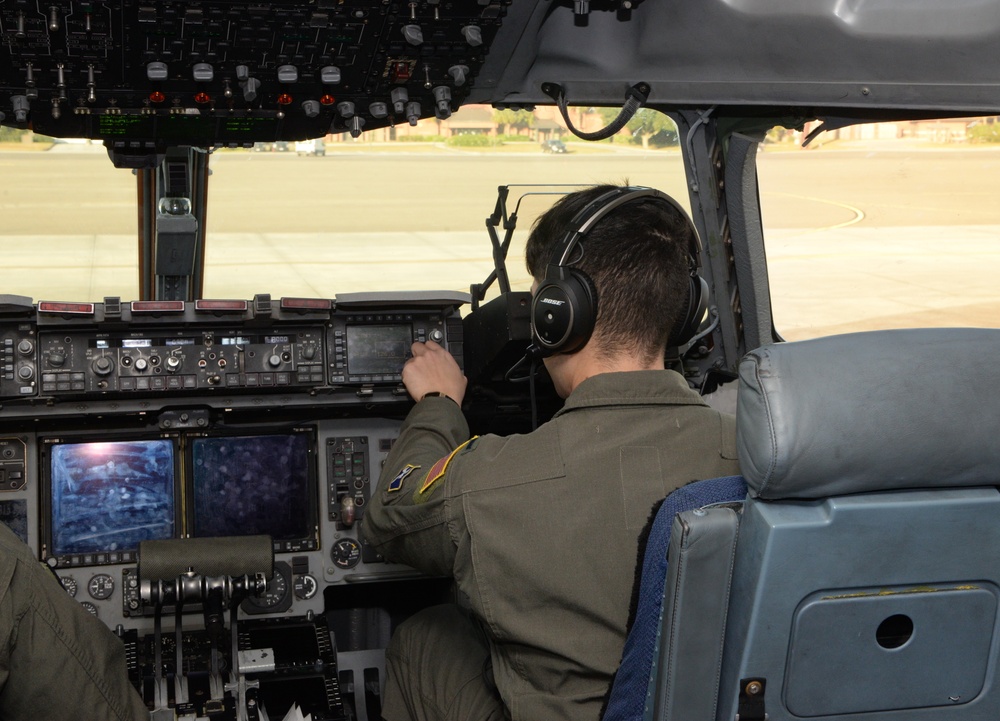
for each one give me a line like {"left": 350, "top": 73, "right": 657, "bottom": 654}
{"left": 403, "top": 340, "right": 468, "bottom": 407}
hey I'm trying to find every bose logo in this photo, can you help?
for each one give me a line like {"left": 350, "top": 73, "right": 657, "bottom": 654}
{"left": 539, "top": 298, "right": 566, "bottom": 306}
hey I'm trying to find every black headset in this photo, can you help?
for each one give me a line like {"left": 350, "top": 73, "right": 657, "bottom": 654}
{"left": 529, "top": 186, "right": 708, "bottom": 357}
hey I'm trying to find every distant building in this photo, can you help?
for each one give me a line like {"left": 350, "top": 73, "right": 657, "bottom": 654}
{"left": 332, "top": 102, "right": 624, "bottom": 143}
{"left": 441, "top": 106, "right": 496, "bottom": 136}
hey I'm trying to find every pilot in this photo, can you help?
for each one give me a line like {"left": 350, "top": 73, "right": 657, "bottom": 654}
{"left": 0, "top": 522, "right": 148, "bottom": 720}
{"left": 363, "top": 184, "right": 740, "bottom": 721}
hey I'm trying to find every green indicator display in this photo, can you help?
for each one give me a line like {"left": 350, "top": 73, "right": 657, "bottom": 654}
{"left": 98, "top": 115, "right": 154, "bottom": 137}
{"left": 158, "top": 115, "right": 214, "bottom": 143}
{"left": 97, "top": 111, "right": 277, "bottom": 144}
{"left": 223, "top": 117, "right": 273, "bottom": 134}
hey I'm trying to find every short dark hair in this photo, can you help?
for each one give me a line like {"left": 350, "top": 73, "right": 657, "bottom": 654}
{"left": 525, "top": 184, "right": 695, "bottom": 363}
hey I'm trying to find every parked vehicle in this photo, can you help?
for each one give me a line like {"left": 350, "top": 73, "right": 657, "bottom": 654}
{"left": 295, "top": 139, "right": 326, "bottom": 156}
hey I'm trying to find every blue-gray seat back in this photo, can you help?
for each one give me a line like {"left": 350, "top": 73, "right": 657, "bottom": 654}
{"left": 602, "top": 477, "right": 746, "bottom": 721}
{"left": 717, "top": 328, "right": 1000, "bottom": 721}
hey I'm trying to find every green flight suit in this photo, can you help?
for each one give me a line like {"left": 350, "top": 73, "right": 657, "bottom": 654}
{"left": 363, "top": 370, "right": 739, "bottom": 721}
{"left": 0, "top": 523, "right": 148, "bottom": 720}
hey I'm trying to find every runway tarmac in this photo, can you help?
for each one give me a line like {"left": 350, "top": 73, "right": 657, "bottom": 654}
{"left": 1, "top": 144, "right": 999, "bottom": 340}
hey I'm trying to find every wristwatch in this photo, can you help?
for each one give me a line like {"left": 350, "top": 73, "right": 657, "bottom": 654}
{"left": 421, "top": 391, "right": 457, "bottom": 404}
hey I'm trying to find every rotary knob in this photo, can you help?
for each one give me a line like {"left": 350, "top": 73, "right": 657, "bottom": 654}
{"left": 16, "top": 339, "right": 33, "bottom": 355}
{"left": 293, "top": 574, "right": 318, "bottom": 600}
{"left": 268, "top": 354, "right": 282, "bottom": 368}
{"left": 91, "top": 356, "right": 114, "bottom": 376}
{"left": 48, "top": 351, "right": 66, "bottom": 367}
{"left": 17, "top": 365, "right": 33, "bottom": 381}
{"left": 165, "top": 356, "right": 182, "bottom": 372}
{"left": 134, "top": 358, "right": 148, "bottom": 372}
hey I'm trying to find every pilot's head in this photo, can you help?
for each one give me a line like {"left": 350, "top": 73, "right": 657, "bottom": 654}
{"left": 525, "top": 184, "right": 695, "bottom": 370}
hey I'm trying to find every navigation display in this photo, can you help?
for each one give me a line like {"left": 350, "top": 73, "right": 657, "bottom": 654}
{"left": 346, "top": 325, "right": 410, "bottom": 375}
{"left": 190, "top": 433, "right": 314, "bottom": 543}
{"left": 49, "top": 439, "right": 176, "bottom": 556}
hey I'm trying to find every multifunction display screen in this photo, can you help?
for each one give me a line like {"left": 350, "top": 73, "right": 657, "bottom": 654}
{"left": 50, "top": 440, "right": 176, "bottom": 556}
{"left": 191, "top": 433, "right": 312, "bottom": 541}
{"left": 345, "top": 325, "right": 410, "bottom": 375}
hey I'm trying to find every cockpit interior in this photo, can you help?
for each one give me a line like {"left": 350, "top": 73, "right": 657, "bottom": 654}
{"left": 2, "top": 0, "right": 1000, "bottom": 719}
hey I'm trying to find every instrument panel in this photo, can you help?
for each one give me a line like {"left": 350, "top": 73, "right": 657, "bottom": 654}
{"left": 0, "top": 293, "right": 467, "bottom": 627}
{"left": 0, "top": 0, "right": 511, "bottom": 148}
{"left": 0, "top": 290, "right": 523, "bottom": 720}
{"left": 1, "top": 408, "right": 412, "bottom": 720}
{"left": 0, "top": 292, "right": 464, "bottom": 409}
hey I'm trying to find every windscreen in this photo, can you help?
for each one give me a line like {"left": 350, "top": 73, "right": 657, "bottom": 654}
{"left": 759, "top": 119, "right": 1000, "bottom": 339}
{"left": 49, "top": 439, "right": 176, "bottom": 556}
{"left": 0, "top": 107, "right": 690, "bottom": 303}
{"left": 190, "top": 433, "right": 313, "bottom": 541}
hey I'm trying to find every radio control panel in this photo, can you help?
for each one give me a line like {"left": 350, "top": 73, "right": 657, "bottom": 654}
{"left": 38, "top": 327, "right": 327, "bottom": 395}
{"left": 0, "top": 294, "right": 467, "bottom": 412}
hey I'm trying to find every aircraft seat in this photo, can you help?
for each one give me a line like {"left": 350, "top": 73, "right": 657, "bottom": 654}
{"left": 605, "top": 328, "right": 1000, "bottom": 721}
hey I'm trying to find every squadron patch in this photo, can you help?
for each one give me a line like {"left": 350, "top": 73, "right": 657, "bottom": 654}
{"left": 418, "top": 437, "right": 479, "bottom": 496}
{"left": 387, "top": 464, "right": 419, "bottom": 493}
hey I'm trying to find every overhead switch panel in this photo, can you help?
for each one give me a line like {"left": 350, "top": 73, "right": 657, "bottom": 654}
{"left": 0, "top": 0, "right": 512, "bottom": 149}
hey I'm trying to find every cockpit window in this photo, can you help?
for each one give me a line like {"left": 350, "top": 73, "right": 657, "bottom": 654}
{"left": 758, "top": 118, "right": 1000, "bottom": 340}
{"left": 0, "top": 107, "right": 689, "bottom": 306}
{"left": 1, "top": 135, "right": 137, "bottom": 300}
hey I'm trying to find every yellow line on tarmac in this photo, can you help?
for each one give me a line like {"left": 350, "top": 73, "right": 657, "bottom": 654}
{"left": 762, "top": 191, "right": 867, "bottom": 235}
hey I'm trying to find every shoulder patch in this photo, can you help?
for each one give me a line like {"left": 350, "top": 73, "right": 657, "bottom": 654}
{"left": 387, "top": 464, "right": 419, "bottom": 493}
{"left": 418, "top": 436, "right": 479, "bottom": 495}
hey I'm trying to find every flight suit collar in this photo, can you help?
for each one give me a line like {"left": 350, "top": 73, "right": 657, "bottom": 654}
{"left": 554, "top": 370, "right": 707, "bottom": 417}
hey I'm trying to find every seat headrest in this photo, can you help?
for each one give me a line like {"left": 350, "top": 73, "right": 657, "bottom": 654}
{"left": 737, "top": 328, "right": 1000, "bottom": 499}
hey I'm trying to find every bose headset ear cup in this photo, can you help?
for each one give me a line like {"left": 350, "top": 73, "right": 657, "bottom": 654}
{"left": 529, "top": 185, "right": 708, "bottom": 356}
{"left": 530, "top": 268, "right": 598, "bottom": 355}
{"left": 669, "top": 274, "right": 709, "bottom": 347}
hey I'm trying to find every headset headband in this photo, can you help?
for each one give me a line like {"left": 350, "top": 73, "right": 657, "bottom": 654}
{"left": 531, "top": 185, "right": 706, "bottom": 356}
{"left": 549, "top": 187, "right": 695, "bottom": 270}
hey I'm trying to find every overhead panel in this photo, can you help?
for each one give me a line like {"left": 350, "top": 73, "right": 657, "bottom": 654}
{"left": 0, "top": 0, "right": 510, "bottom": 148}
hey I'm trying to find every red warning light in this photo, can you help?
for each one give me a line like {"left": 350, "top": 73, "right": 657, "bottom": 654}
{"left": 149, "top": 91, "right": 166, "bottom": 103}
{"left": 319, "top": 94, "right": 335, "bottom": 106}
{"left": 195, "top": 300, "right": 249, "bottom": 312}
{"left": 131, "top": 301, "right": 185, "bottom": 313}
{"left": 38, "top": 301, "right": 95, "bottom": 316}
{"left": 281, "top": 297, "right": 332, "bottom": 311}
{"left": 277, "top": 93, "right": 293, "bottom": 105}
{"left": 194, "top": 92, "right": 211, "bottom": 104}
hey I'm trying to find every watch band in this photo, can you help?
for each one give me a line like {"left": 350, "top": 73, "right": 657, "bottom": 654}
{"left": 421, "top": 391, "right": 457, "bottom": 404}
